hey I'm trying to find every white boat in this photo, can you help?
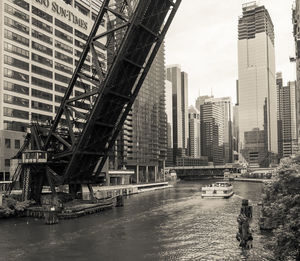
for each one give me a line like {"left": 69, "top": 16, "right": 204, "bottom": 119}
{"left": 201, "top": 181, "right": 234, "bottom": 198}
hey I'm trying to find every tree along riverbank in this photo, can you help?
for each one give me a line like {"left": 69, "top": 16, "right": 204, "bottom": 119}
{"left": 260, "top": 156, "right": 300, "bottom": 261}
{"left": 0, "top": 196, "right": 34, "bottom": 218}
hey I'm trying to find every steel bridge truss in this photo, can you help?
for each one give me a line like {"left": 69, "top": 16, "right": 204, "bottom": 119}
{"left": 11, "top": 0, "right": 181, "bottom": 200}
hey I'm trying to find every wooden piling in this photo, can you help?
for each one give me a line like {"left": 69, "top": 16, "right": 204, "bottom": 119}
{"left": 44, "top": 206, "right": 59, "bottom": 225}
{"left": 116, "top": 195, "right": 124, "bottom": 207}
{"left": 236, "top": 199, "right": 253, "bottom": 249}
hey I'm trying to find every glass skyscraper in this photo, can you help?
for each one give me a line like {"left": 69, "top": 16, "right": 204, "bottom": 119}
{"left": 276, "top": 73, "right": 298, "bottom": 158}
{"left": 237, "top": 2, "right": 277, "bottom": 167}
{"left": 110, "top": 44, "right": 167, "bottom": 183}
{"left": 166, "top": 65, "right": 188, "bottom": 163}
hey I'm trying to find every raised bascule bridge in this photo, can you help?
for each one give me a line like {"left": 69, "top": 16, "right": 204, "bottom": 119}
{"left": 6, "top": 0, "right": 181, "bottom": 204}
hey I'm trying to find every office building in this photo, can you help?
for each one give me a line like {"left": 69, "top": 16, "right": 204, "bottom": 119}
{"left": 166, "top": 65, "right": 188, "bottom": 163}
{"left": 233, "top": 105, "right": 239, "bottom": 161}
{"left": 277, "top": 73, "right": 298, "bottom": 158}
{"left": 165, "top": 79, "right": 173, "bottom": 167}
{"left": 238, "top": 2, "right": 277, "bottom": 167}
{"left": 200, "top": 100, "right": 224, "bottom": 165}
{"left": 110, "top": 44, "right": 167, "bottom": 183}
{"left": 0, "top": 0, "right": 107, "bottom": 181}
{"left": 181, "top": 71, "right": 189, "bottom": 152}
{"left": 188, "top": 106, "right": 201, "bottom": 158}
{"left": 195, "top": 95, "right": 213, "bottom": 112}
{"left": 293, "top": 0, "right": 300, "bottom": 140}
{"left": 200, "top": 97, "right": 233, "bottom": 164}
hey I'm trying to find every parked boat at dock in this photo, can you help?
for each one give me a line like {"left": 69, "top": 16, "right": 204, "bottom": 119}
{"left": 201, "top": 181, "right": 234, "bottom": 198}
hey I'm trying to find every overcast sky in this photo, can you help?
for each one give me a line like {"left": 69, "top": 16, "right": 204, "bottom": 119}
{"left": 165, "top": 0, "right": 295, "bottom": 106}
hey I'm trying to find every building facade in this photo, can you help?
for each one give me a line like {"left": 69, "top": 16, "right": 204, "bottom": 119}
{"left": 188, "top": 105, "right": 201, "bottom": 158}
{"left": 293, "top": 0, "right": 300, "bottom": 141}
{"left": 0, "top": 0, "right": 107, "bottom": 181}
{"left": 200, "top": 97, "right": 233, "bottom": 165}
{"left": 166, "top": 65, "right": 189, "bottom": 163}
{"left": 238, "top": 2, "right": 278, "bottom": 167}
{"left": 110, "top": 44, "right": 167, "bottom": 183}
{"left": 165, "top": 79, "right": 173, "bottom": 167}
{"left": 277, "top": 72, "right": 298, "bottom": 158}
{"left": 195, "top": 95, "right": 213, "bottom": 112}
{"left": 200, "top": 100, "right": 224, "bottom": 165}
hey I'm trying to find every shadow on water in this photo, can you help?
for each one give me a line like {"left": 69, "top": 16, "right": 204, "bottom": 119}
{"left": 0, "top": 180, "right": 273, "bottom": 261}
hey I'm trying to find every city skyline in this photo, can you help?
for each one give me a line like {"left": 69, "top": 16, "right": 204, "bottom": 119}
{"left": 165, "top": 0, "right": 295, "bottom": 106}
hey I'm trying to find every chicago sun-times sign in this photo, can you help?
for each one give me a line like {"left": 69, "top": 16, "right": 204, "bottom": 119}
{"left": 33, "top": 0, "right": 88, "bottom": 30}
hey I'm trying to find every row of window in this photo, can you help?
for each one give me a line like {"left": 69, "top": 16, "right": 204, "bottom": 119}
{"left": 4, "top": 42, "right": 29, "bottom": 58}
{"left": 4, "top": 66, "right": 73, "bottom": 84}
{"left": 3, "top": 100, "right": 89, "bottom": 120}
{"left": 8, "top": 0, "right": 29, "bottom": 11}
{"left": 5, "top": 2, "right": 106, "bottom": 41}
{"left": 32, "top": 6, "right": 52, "bottom": 23}
{"left": 32, "top": 53, "right": 53, "bottom": 68}
{"left": 32, "top": 17, "right": 53, "bottom": 33}
{"left": 4, "top": 138, "right": 20, "bottom": 149}
{"left": 32, "top": 41, "right": 53, "bottom": 56}
{"left": 4, "top": 94, "right": 29, "bottom": 108}
{"left": 4, "top": 120, "right": 28, "bottom": 132}
{"left": 4, "top": 55, "right": 29, "bottom": 71}
{"left": 4, "top": 115, "right": 52, "bottom": 132}
{"left": 0, "top": 172, "right": 10, "bottom": 182}
{"left": 3, "top": 80, "right": 82, "bottom": 103}
{"left": 4, "top": 9, "right": 91, "bottom": 47}
{"left": 5, "top": 30, "right": 91, "bottom": 64}
{"left": 4, "top": 16, "right": 29, "bottom": 34}
{"left": 5, "top": 3, "right": 29, "bottom": 22}
{"left": 4, "top": 53, "right": 78, "bottom": 75}
{"left": 4, "top": 81, "right": 29, "bottom": 95}
{"left": 3, "top": 103, "right": 52, "bottom": 119}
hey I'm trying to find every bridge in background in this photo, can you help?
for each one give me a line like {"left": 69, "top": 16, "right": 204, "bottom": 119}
{"left": 165, "top": 165, "right": 242, "bottom": 180}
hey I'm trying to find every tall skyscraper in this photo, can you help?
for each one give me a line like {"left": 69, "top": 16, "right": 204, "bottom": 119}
{"left": 165, "top": 79, "right": 173, "bottom": 149}
{"left": 200, "top": 97, "right": 233, "bottom": 164}
{"left": 206, "top": 97, "right": 233, "bottom": 163}
{"left": 195, "top": 95, "right": 213, "bottom": 112}
{"left": 233, "top": 105, "right": 239, "bottom": 161}
{"left": 181, "top": 71, "right": 189, "bottom": 152}
{"left": 0, "top": 0, "right": 106, "bottom": 181}
{"left": 276, "top": 72, "right": 298, "bottom": 158}
{"left": 110, "top": 44, "right": 167, "bottom": 183}
{"left": 165, "top": 79, "right": 173, "bottom": 167}
{"left": 200, "top": 100, "right": 224, "bottom": 165}
{"left": 188, "top": 106, "right": 201, "bottom": 158}
{"left": 238, "top": 2, "right": 277, "bottom": 167}
{"left": 293, "top": 0, "right": 300, "bottom": 140}
{"left": 166, "top": 65, "right": 188, "bottom": 162}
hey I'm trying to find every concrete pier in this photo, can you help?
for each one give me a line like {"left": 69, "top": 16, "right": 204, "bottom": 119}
{"left": 82, "top": 182, "right": 172, "bottom": 200}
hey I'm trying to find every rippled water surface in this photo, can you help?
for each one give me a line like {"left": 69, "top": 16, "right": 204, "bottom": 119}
{"left": 0, "top": 180, "right": 273, "bottom": 261}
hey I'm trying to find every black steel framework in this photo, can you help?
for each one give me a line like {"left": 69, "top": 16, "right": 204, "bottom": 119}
{"left": 7, "top": 0, "right": 181, "bottom": 202}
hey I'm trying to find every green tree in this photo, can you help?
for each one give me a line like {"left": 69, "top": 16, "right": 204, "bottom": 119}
{"left": 262, "top": 156, "right": 300, "bottom": 260}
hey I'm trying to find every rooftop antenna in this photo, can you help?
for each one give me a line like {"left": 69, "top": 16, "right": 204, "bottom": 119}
{"left": 211, "top": 87, "right": 213, "bottom": 97}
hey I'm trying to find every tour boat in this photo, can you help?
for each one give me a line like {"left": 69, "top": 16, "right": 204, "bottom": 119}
{"left": 201, "top": 181, "right": 234, "bottom": 198}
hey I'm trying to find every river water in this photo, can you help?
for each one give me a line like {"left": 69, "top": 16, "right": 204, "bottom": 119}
{"left": 0, "top": 180, "right": 273, "bottom": 261}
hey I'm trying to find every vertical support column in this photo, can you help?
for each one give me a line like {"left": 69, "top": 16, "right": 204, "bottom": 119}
{"left": 103, "top": 159, "right": 110, "bottom": 186}
{"left": 154, "top": 165, "right": 158, "bottom": 182}
{"left": 87, "top": 184, "right": 95, "bottom": 201}
{"left": 22, "top": 166, "right": 30, "bottom": 201}
{"left": 136, "top": 165, "right": 139, "bottom": 184}
{"left": 146, "top": 166, "right": 149, "bottom": 183}
{"left": 105, "top": 171, "right": 110, "bottom": 186}
{"left": 46, "top": 167, "right": 57, "bottom": 205}
{"left": 163, "top": 160, "right": 166, "bottom": 182}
